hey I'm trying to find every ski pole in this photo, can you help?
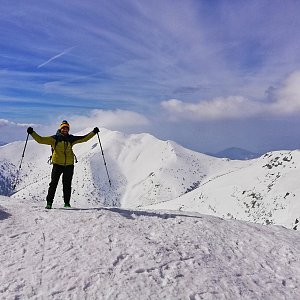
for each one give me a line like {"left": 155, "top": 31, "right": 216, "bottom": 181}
{"left": 96, "top": 132, "right": 112, "bottom": 187}
{"left": 13, "top": 133, "right": 29, "bottom": 190}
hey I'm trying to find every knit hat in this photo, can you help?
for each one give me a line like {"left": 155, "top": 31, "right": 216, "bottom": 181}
{"left": 60, "top": 120, "right": 70, "bottom": 129}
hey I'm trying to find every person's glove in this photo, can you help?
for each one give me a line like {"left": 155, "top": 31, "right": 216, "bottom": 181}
{"left": 27, "top": 127, "right": 34, "bottom": 134}
{"left": 93, "top": 127, "right": 99, "bottom": 134}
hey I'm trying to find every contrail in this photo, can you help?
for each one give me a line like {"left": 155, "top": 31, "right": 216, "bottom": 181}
{"left": 37, "top": 46, "right": 76, "bottom": 68}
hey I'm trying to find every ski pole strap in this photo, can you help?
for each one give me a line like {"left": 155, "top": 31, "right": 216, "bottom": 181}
{"left": 47, "top": 156, "right": 52, "bottom": 165}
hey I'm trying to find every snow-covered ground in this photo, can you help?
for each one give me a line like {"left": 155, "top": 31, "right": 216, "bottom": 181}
{"left": 1, "top": 195, "right": 300, "bottom": 299}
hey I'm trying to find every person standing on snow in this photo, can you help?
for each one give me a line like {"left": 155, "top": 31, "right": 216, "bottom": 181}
{"left": 27, "top": 120, "right": 99, "bottom": 209}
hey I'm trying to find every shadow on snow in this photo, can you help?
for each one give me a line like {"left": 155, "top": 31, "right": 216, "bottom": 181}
{"left": 0, "top": 209, "right": 12, "bottom": 221}
{"left": 57, "top": 206, "right": 204, "bottom": 221}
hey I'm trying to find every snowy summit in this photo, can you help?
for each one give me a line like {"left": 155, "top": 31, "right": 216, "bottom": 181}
{"left": 1, "top": 196, "right": 300, "bottom": 299}
{"left": 1, "top": 128, "right": 300, "bottom": 298}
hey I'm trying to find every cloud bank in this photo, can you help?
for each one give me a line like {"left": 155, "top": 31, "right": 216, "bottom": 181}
{"left": 0, "top": 119, "right": 38, "bottom": 144}
{"left": 161, "top": 71, "right": 300, "bottom": 121}
{"left": 65, "top": 109, "right": 150, "bottom": 133}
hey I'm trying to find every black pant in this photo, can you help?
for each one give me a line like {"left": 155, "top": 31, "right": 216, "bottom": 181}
{"left": 46, "top": 164, "right": 74, "bottom": 205}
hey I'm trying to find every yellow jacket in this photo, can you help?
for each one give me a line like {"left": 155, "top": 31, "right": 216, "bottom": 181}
{"left": 31, "top": 131, "right": 95, "bottom": 166}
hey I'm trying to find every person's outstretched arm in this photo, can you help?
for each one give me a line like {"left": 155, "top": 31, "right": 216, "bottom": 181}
{"left": 27, "top": 127, "right": 56, "bottom": 146}
{"left": 72, "top": 127, "right": 99, "bottom": 145}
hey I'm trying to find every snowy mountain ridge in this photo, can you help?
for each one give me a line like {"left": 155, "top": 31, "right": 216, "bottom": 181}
{"left": 0, "top": 127, "right": 299, "bottom": 229}
{"left": 146, "top": 150, "right": 300, "bottom": 229}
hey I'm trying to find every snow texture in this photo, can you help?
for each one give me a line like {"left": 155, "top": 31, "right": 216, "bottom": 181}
{"left": 1, "top": 196, "right": 300, "bottom": 299}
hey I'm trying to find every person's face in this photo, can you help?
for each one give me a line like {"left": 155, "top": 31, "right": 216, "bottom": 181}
{"left": 61, "top": 126, "right": 69, "bottom": 136}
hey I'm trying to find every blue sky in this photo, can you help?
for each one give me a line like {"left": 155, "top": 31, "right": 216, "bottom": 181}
{"left": 1, "top": 0, "right": 300, "bottom": 153}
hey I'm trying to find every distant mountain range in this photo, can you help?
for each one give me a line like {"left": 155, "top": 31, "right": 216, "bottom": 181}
{"left": 208, "top": 147, "right": 261, "bottom": 160}
{"left": 0, "top": 128, "right": 299, "bottom": 230}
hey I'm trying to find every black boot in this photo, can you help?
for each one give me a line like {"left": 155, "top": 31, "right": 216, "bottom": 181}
{"left": 45, "top": 202, "right": 52, "bottom": 209}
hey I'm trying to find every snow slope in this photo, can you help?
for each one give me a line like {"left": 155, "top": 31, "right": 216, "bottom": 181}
{"left": 1, "top": 195, "right": 300, "bottom": 299}
{"left": 146, "top": 150, "right": 300, "bottom": 230}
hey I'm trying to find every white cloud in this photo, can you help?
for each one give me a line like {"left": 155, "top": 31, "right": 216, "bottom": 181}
{"left": 161, "top": 97, "right": 263, "bottom": 121}
{"left": 0, "top": 119, "right": 39, "bottom": 128}
{"left": 161, "top": 71, "right": 300, "bottom": 122}
{"left": 0, "top": 110, "right": 150, "bottom": 144}
{"left": 64, "top": 109, "right": 150, "bottom": 133}
{"left": 270, "top": 71, "right": 300, "bottom": 114}
{"left": 37, "top": 46, "right": 77, "bottom": 68}
{"left": 0, "top": 119, "right": 40, "bottom": 143}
